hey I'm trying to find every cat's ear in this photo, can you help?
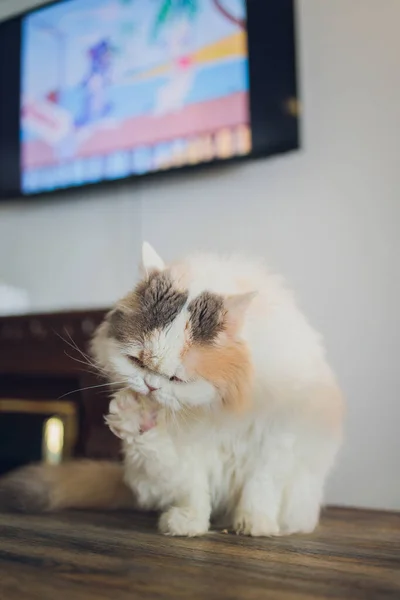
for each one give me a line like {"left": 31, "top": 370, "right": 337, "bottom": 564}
{"left": 224, "top": 291, "right": 257, "bottom": 334}
{"left": 140, "top": 242, "right": 165, "bottom": 276}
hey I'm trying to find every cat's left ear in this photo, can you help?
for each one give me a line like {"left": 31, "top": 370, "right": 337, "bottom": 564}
{"left": 140, "top": 242, "right": 165, "bottom": 276}
{"left": 224, "top": 291, "right": 257, "bottom": 334}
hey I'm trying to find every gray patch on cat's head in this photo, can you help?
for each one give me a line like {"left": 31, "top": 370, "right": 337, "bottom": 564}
{"left": 136, "top": 271, "right": 189, "bottom": 332}
{"left": 107, "top": 308, "right": 135, "bottom": 343}
{"left": 188, "top": 291, "right": 225, "bottom": 343}
{"left": 108, "top": 271, "right": 189, "bottom": 343}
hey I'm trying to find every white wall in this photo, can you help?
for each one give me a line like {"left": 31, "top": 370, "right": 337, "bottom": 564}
{"left": 0, "top": 1, "right": 143, "bottom": 311}
{"left": 0, "top": 186, "right": 142, "bottom": 311}
{"left": 0, "top": 0, "right": 399, "bottom": 510}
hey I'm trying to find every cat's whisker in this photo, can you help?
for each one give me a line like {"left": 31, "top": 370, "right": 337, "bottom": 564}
{"left": 103, "top": 387, "right": 132, "bottom": 399}
{"left": 180, "top": 405, "right": 203, "bottom": 428}
{"left": 56, "top": 329, "right": 102, "bottom": 373}
{"left": 170, "top": 409, "right": 182, "bottom": 434}
{"left": 64, "top": 328, "right": 94, "bottom": 361}
{"left": 165, "top": 406, "right": 179, "bottom": 433}
{"left": 64, "top": 354, "right": 112, "bottom": 384}
{"left": 55, "top": 330, "right": 110, "bottom": 379}
{"left": 58, "top": 380, "right": 129, "bottom": 400}
{"left": 63, "top": 351, "right": 107, "bottom": 376}
{"left": 55, "top": 329, "right": 89, "bottom": 358}
{"left": 171, "top": 399, "right": 194, "bottom": 433}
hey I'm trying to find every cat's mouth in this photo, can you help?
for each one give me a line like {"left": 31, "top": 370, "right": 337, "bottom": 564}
{"left": 145, "top": 383, "right": 159, "bottom": 393}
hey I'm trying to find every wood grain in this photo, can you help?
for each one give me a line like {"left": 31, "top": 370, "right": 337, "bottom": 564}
{"left": 0, "top": 507, "right": 399, "bottom": 599}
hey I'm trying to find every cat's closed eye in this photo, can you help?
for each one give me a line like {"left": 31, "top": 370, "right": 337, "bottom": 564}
{"left": 129, "top": 356, "right": 144, "bottom": 369}
{"left": 129, "top": 356, "right": 183, "bottom": 383}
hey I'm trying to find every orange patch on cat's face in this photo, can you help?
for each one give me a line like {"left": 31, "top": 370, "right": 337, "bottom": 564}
{"left": 183, "top": 340, "right": 253, "bottom": 411}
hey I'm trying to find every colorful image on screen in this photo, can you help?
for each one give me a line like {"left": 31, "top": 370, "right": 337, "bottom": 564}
{"left": 20, "top": 0, "right": 250, "bottom": 194}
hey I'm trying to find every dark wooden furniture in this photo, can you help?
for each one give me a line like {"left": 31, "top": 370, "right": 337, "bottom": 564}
{"left": 0, "top": 309, "right": 119, "bottom": 471}
{"left": 0, "top": 507, "right": 399, "bottom": 599}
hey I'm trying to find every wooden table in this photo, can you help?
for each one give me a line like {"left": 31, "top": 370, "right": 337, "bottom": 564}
{"left": 0, "top": 507, "right": 399, "bottom": 599}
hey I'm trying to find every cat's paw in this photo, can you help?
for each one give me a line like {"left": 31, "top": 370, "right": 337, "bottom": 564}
{"left": 108, "top": 390, "right": 137, "bottom": 415}
{"left": 106, "top": 412, "right": 139, "bottom": 441}
{"left": 106, "top": 393, "right": 141, "bottom": 440}
{"left": 278, "top": 474, "right": 321, "bottom": 535}
{"left": 138, "top": 408, "right": 158, "bottom": 434}
{"left": 106, "top": 392, "right": 158, "bottom": 439}
{"left": 159, "top": 507, "right": 209, "bottom": 537}
{"left": 279, "top": 504, "right": 320, "bottom": 535}
{"left": 234, "top": 510, "right": 280, "bottom": 537}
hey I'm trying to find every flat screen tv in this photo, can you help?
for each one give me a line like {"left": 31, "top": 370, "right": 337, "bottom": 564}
{"left": 0, "top": 0, "right": 299, "bottom": 198}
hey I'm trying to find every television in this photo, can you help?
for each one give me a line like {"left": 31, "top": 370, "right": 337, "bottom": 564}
{"left": 0, "top": 0, "right": 299, "bottom": 199}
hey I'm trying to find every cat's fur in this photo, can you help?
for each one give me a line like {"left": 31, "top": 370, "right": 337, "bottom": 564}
{"left": 0, "top": 243, "right": 344, "bottom": 537}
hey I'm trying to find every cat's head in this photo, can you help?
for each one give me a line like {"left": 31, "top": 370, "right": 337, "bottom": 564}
{"left": 92, "top": 243, "right": 256, "bottom": 412}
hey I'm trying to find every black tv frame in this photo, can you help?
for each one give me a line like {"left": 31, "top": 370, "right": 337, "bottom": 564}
{"left": 0, "top": 0, "right": 300, "bottom": 200}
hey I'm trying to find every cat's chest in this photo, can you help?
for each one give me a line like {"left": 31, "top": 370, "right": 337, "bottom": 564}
{"left": 179, "top": 419, "right": 262, "bottom": 472}
{"left": 201, "top": 428, "right": 257, "bottom": 513}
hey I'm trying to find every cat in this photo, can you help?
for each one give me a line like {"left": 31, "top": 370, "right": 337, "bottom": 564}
{"left": 0, "top": 243, "right": 344, "bottom": 537}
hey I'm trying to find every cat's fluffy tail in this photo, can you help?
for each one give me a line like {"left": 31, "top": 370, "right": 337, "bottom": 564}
{"left": 0, "top": 460, "right": 135, "bottom": 513}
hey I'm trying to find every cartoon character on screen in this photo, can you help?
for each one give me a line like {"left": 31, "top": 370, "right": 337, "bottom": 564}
{"left": 152, "top": 1, "right": 198, "bottom": 116}
{"left": 75, "top": 39, "right": 114, "bottom": 128}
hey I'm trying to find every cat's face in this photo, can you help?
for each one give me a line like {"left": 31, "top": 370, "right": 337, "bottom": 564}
{"left": 93, "top": 243, "right": 255, "bottom": 412}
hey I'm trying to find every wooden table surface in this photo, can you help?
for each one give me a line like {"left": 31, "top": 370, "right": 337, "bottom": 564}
{"left": 0, "top": 507, "right": 399, "bottom": 600}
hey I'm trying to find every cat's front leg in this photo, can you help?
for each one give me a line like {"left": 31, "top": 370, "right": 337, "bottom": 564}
{"left": 233, "top": 470, "right": 282, "bottom": 537}
{"left": 278, "top": 469, "right": 323, "bottom": 535}
{"left": 158, "top": 482, "right": 211, "bottom": 537}
{"left": 233, "top": 430, "right": 337, "bottom": 537}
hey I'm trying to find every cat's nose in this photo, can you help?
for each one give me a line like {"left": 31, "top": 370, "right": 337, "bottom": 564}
{"left": 146, "top": 384, "right": 159, "bottom": 393}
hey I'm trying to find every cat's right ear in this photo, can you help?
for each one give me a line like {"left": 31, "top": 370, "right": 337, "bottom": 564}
{"left": 223, "top": 291, "right": 257, "bottom": 335}
{"left": 140, "top": 242, "right": 165, "bottom": 277}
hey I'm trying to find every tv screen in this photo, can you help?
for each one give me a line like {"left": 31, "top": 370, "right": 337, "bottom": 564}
{"left": 0, "top": 0, "right": 299, "bottom": 198}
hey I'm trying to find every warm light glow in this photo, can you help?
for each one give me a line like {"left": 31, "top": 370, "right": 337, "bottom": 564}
{"left": 43, "top": 417, "right": 64, "bottom": 464}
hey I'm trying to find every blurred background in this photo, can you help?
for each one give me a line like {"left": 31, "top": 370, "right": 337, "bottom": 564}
{"left": 0, "top": 0, "right": 399, "bottom": 511}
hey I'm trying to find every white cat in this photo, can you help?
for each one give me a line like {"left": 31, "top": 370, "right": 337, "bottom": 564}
{"left": 0, "top": 243, "right": 344, "bottom": 537}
